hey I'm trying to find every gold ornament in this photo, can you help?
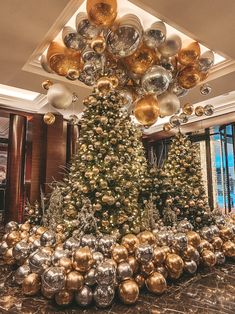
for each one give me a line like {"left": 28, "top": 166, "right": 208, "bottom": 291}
{"left": 134, "top": 94, "right": 160, "bottom": 126}
{"left": 135, "top": 274, "right": 145, "bottom": 288}
{"left": 152, "top": 247, "right": 165, "bottom": 266}
{"left": 195, "top": 106, "right": 204, "bottom": 117}
{"left": 127, "top": 256, "right": 139, "bottom": 274}
{"left": 66, "top": 271, "right": 84, "bottom": 291}
{"left": 47, "top": 41, "right": 83, "bottom": 76}
{"left": 201, "top": 249, "right": 216, "bottom": 267}
{"left": 137, "top": 231, "right": 156, "bottom": 245}
{"left": 36, "top": 226, "right": 47, "bottom": 236}
{"left": 86, "top": 0, "right": 117, "bottom": 27}
{"left": 140, "top": 261, "right": 155, "bottom": 276}
{"left": 182, "top": 103, "right": 194, "bottom": 115}
{"left": 22, "top": 273, "right": 41, "bottom": 296}
{"left": 3, "top": 248, "right": 15, "bottom": 265}
{"left": 6, "top": 231, "right": 21, "bottom": 246}
{"left": 145, "top": 272, "right": 167, "bottom": 294}
{"left": 43, "top": 112, "right": 55, "bottom": 125}
{"left": 178, "top": 66, "right": 201, "bottom": 89}
{"left": 124, "top": 43, "right": 156, "bottom": 75}
{"left": 20, "top": 231, "right": 29, "bottom": 240}
{"left": 168, "top": 270, "right": 182, "bottom": 280}
{"left": 55, "top": 289, "right": 74, "bottom": 306}
{"left": 199, "top": 239, "right": 214, "bottom": 252}
{"left": 178, "top": 42, "right": 201, "bottom": 66}
{"left": 163, "top": 123, "right": 172, "bottom": 132}
{"left": 183, "top": 245, "right": 197, "bottom": 260}
{"left": 97, "top": 77, "right": 113, "bottom": 94}
{"left": 220, "top": 227, "right": 234, "bottom": 241}
{"left": 222, "top": 240, "right": 235, "bottom": 257}
{"left": 73, "top": 247, "right": 94, "bottom": 272}
{"left": 165, "top": 254, "right": 184, "bottom": 273}
{"left": 121, "top": 234, "right": 140, "bottom": 254}
{"left": 112, "top": 244, "right": 128, "bottom": 263}
{"left": 41, "top": 286, "right": 55, "bottom": 299}
{"left": 118, "top": 279, "right": 139, "bottom": 305}
{"left": 59, "top": 257, "right": 73, "bottom": 273}
{"left": 187, "top": 231, "right": 201, "bottom": 248}
{"left": 42, "top": 79, "right": 53, "bottom": 90}
{"left": 211, "top": 237, "right": 223, "bottom": 250}
{"left": 91, "top": 35, "right": 106, "bottom": 54}
{"left": 109, "top": 75, "right": 119, "bottom": 88}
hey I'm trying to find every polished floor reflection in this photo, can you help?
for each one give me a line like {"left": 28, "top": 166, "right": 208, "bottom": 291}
{"left": 0, "top": 261, "right": 234, "bottom": 314}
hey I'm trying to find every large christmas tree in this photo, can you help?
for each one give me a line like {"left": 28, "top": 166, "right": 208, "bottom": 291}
{"left": 45, "top": 89, "right": 148, "bottom": 236}
{"left": 155, "top": 132, "right": 214, "bottom": 229}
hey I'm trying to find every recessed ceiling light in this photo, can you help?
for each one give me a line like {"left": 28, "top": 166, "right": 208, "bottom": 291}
{"left": 0, "top": 84, "right": 39, "bottom": 101}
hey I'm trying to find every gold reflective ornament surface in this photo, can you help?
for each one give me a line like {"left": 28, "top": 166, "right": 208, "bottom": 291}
{"left": 97, "top": 77, "right": 113, "bottom": 93}
{"left": 43, "top": 112, "right": 56, "bottom": 125}
{"left": 163, "top": 123, "right": 172, "bottom": 132}
{"left": 182, "top": 103, "right": 194, "bottom": 116}
{"left": 138, "top": 231, "right": 156, "bottom": 245}
{"left": 55, "top": 289, "right": 74, "bottom": 306}
{"left": 178, "top": 66, "right": 201, "bottom": 89}
{"left": 119, "top": 279, "right": 139, "bottom": 305}
{"left": 128, "top": 256, "right": 139, "bottom": 274}
{"left": 165, "top": 254, "right": 184, "bottom": 273}
{"left": 178, "top": 42, "right": 201, "bottom": 66}
{"left": 42, "top": 80, "right": 53, "bottom": 90}
{"left": 22, "top": 273, "right": 41, "bottom": 296}
{"left": 201, "top": 249, "right": 216, "bottom": 267}
{"left": 134, "top": 94, "right": 160, "bottom": 126}
{"left": 135, "top": 274, "right": 145, "bottom": 288}
{"left": 195, "top": 106, "right": 204, "bottom": 117}
{"left": 91, "top": 35, "right": 106, "bottom": 54}
{"left": 145, "top": 272, "right": 167, "bottom": 294}
{"left": 121, "top": 234, "right": 140, "bottom": 254}
{"left": 86, "top": 0, "right": 117, "bottom": 27}
{"left": 112, "top": 244, "right": 128, "bottom": 263}
{"left": 6, "top": 231, "right": 21, "bottom": 246}
{"left": 222, "top": 240, "right": 235, "bottom": 257}
{"left": 187, "top": 231, "right": 201, "bottom": 248}
{"left": 66, "top": 271, "right": 84, "bottom": 290}
{"left": 73, "top": 247, "right": 94, "bottom": 272}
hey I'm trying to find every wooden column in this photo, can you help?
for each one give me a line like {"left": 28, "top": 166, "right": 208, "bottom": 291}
{"left": 66, "top": 123, "right": 79, "bottom": 163}
{"left": 5, "top": 114, "right": 27, "bottom": 222}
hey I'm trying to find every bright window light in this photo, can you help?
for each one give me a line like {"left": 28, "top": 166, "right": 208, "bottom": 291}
{"left": 0, "top": 84, "right": 39, "bottom": 101}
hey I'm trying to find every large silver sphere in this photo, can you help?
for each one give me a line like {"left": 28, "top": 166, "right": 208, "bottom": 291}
{"left": 5, "top": 221, "right": 19, "bottom": 233}
{"left": 173, "top": 233, "right": 188, "bottom": 251}
{"left": 42, "top": 266, "right": 65, "bottom": 292}
{"left": 12, "top": 241, "right": 30, "bottom": 261}
{"left": 75, "top": 285, "right": 93, "bottom": 306}
{"left": 76, "top": 12, "right": 100, "bottom": 39}
{"left": 62, "top": 26, "right": 86, "bottom": 51}
{"left": 80, "top": 234, "right": 97, "bottom": 251}
{"left": 28, "top": 250, "right": 51, "bottom": 274}
{"left": 184, "top": 260, "right": 197, "bottom": 274}
{"left": 51, "top": 250, "right": 69, "bottom": 266}
{"left": 15, "top": 264, "right": 31, "bottom": 284}
{"left": 95, "top": 261, "right": 116, "bottom": 286}
{"left": 142, "top": 65, "right": 171, "bottom": 95}
{"left": 158, "top": 35, "right": 182, "bottom": 57}
{"left": 94, "top": 285, "right": 115, "bottom": 308}
{"left": 84, "top": 268, "right": 96, "bottom": 286}
{"left": 117, "top": 262, "right": 133, "bottom": 281}
{"left": 47, "top": 83, "right": 73, "bottom": 110}
{"left": 177, "top": 220, "right": 193, "bottom": 233}
{"left": 63, "top": 237, "right": 80, "bottom": 251}
{"left": 135, "top": 244, "right": 153, "bottom": 263}
{"left": 198, "top": 50, "right": 214, "bottom": 72}
{"left": 40, "top": 230, "right": 56, "bottom": 247}
{"left": 98, "top": 236, "right": 116, "bottom": 256}
{"left": 155, "top": 230, "right": 174, "bottom": 247}
{"left": 144, "top": 21, "right": 166, "bottom": 49}
{"left": 158, "top": 91, "right": 180, "bottom": 117}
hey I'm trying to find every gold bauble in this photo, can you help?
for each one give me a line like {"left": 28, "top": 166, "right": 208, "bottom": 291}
{"left": 43, "top": 112, "right": 55, "bottom": 125}
{"left": 91, "top": 35, "right": 106, "bottom": 54}
{"left": 73, "top": 247, "right": 94, "bottom": 272}
{"left": 127, "top": 256, "right": 139, "bottom": 274}
{"left": 222, "top": 240, "right": 235, "bottom": 257}
{"left": 178, "top": 42, "right": 201, "bottom": 66}
{"left": 178, "top": 66, "right": 201, "bottom": 89}
{"left": 187, "top": 231, "right": 201, "bottom": 248}
{"left": 140, "top": 261, "right": 155, "bottom": 276}
{"left": 168, "top": 270, "right": 182, "bottom": 280}
{"left": 135, "top": 274, "right": 145, "bottom": 288}
{"left": 97, "top": 77, "right": 113, "bottom": 93}
{"left": 199, "top": 239, "right": 214, "bottom": 252}
{"left": 6, "top": 231, "right": 21, "bottom": 247}
{"left": 138, "top": 231, "right": 156, "bottom": 245}
{"left": 195, "top": 106, "right": 204, "bottom": 117}
{"left": 20, "top": 231, "right": 29, "bottom": 240}
{"left": 189, "top": 200, "right": 196, "bottom": 207}
{"left": 20, "top": 223, "right": 31, "bottom": 232}
{"left": 56, "top": 224, "right": 64, "bottom": 233}
{"left": 165, "top": 254, "right": 184, "bottom": 273}
{"left": 22, "top": 273, "right": 41, "bottom": 296}
{"left": 124, "top": 43, "right": 156, "bottom": 75}
{"left": 3, "top": 248, "right": 15, "bottom": 265}
{"left": 112, "top": 244, "right": 128, "bottom": 263}
{"left": 134, "top": 94, "right": 160, "bottom": 126}
{"left": 211, "top": 237, "right": 223, "bottom": 250}
{"left": 183, "top": 245, "right": 197, "bottom": 260}
{"left": 201, "top": 249, "right": 216, "bottom": 267}
{"left": 59, "top": 257, "right": 73, "bottom": 274}
{"left": 152, "top": 247, "right": 165, "bottom": 266}
{"left": 66, "top": 271, "right": 84, "bottom": 291}
{"left": 28, "top": 235, "right": 39, "bottom": 243}
{"left": 163, "top": 123, "right": 172, "bottom": 132}
{"left": 42, "top": 79, "right": 53, "bottom": 90}
{"left": 47, "top": 41, "right": 83, "bottom": 76}
{"left": 160, "top": 246, "right": 171, "bottom": 259}
{"left": 55, "top": 289, "right": 74, "bottom": 306}
{"left": 145, "top": 272, "right": 167, "bottom": 294}
{"left": 220, "top": 227, "right": 234, "bottom": 241}
{"left": 109, "top": 75, "right": 119, "bottom": 89}
{"left": 121, "top": 234, "right": 139, "bottom": 254}
{"left": 118, "top": 279, "right": 139, "bottom": 305}
{"left": 86, "top": 0, "right": 117, "bottom": 27}
{"left": 182, "top": 103, "right": 194, "bottom": 116}
{"left": 41, "top": 286, "right": 55, "bottom": 299}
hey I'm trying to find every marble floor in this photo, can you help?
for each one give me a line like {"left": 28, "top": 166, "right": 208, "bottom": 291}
{"left": 0, "top": 261, "right": 234, "bottom": 314}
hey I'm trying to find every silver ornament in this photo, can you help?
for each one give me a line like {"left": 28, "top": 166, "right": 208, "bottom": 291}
{"left": 106, "top": 14, "right": 143, "bottom": 58}
{"left": 63, "top": 237, "right": 80, "bottom": 251}
{"left": 40, "top": 230, "right": 56, "bottom": 247}
{"left": 158, "top": 35, "right": 182, "bottom": 57}
{"left": 30, "top": 239, "right": 41, "bottom": 253}
{"left": 95, "top": 261, "right": 116, "bottom": 286}
{"left": 117, "top": 262, "right": 133, "bottom": 281}
{"left": 215, "top": 216, "right": 225, "bottom": 227}
{"left": 80, "top": 234, "right": 97, "bottom": 251}
{"left": 40, "top": 54, "right": 54, "bottom": 74}
{"left": 142, "top": 65, "right": 171, "bottom": 95}
{"left": 75, "top": 285, "right": 93, "bottom": 306}
{"left": 98, "top": 236, "right": 116, "bottom": 256}
{"left": 84, "top": 268, "right": 96, "bottom": 286}
{"left": 62, "top": 26, "right": 86, "bottom": 51}
{"left": 15, "top": 264, "right": 31, "bottom": 284}
{"left": 177, "top": 220, "right": 193, "bottom": 233}
{"left": 198, "top": 50, "right": 214, "bottom": 72}
{"left": 200, "top": 83, "right": 212, "bottom": 96}
{"left": 173, "top": 233, "right": 188, "bottom": 251}
{"left": 42, "top": 266, "right": 65, "bottom": 292}
{"left": 28, "top": 250, "right": 51, "bottom": 274}
{"left": 5, "top": 221, "right": 18, "bottom": 233}
{"left": 210, "top": 225, "right": 220, "bottom": 238}
{"left": 92, "top": 252, "right": 104, "bottom": 266}
{"left": 119, "top": 89, "right": 134, "bottom": 113}
{"left": 29, "top": 226, "right": 40, "bottom": 235}
{"left": 215, "top": 251, "right": 225, "bottom": 265}
{"left": 94, "top": 285, "right": 115, "bottom": 308}
{"left": 135, "top": 244, "right": 153, "bottom": 263}
{"left": 76, "top": 12, "right": 100, "bottom": 39}
{"left": 12, "top": 241, "right": 30, "bottom": 261}
{"left": 200, "top": 226, "right": 214, "bottom": 242}
{"left": 155, "top": 230, "right": 174, "bottom": 247}
{"left": 169, "top": 115, "right": 181, "bottom": 128}
{"left": 179, "top": 113, "right": 188, "bottom": 124}
{"left": 204, "top": 104, "right": 214, "bottom": 116}
{"left": 144, "top": 21, "right": 166, "bottom": 49}
{"left": 158, "top": 91, "right": 180, "bottom": 116}
{"left": 47, "top": 83, "right": 73, "bottom": 110}
{"left": 184, "top": 260, "right": 197, "bottom": 274}
{"left": 52, "top": 250, "right": 69, "bottom": 266}
{"left": 0, "top": 241, "right": 8, "bottom": 256}
{"left": 170, "top": 82, "right": 188, "bottom": 98}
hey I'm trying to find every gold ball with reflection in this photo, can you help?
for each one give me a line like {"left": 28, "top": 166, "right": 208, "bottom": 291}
{"left": 182, "top": 103, "right": 194, "bottom": 116}
{"left": 140, "top": 261, "right": 155, "bottom": 276}
{"left": 201, "top": 249, "right": 216, "bottom": 267}
{"left": 66, "top": 271, "right": 84, "bottom": 291}
{"left": 59, "top": 257, "right": 73, "bottom": 273}
{"left": 138, "top": 231, "right": 156, "bottom": 245}
{"left": 153, "top": 247, "right": 165, "bottom": 266}
{"left": 119, "top": 279, "right": 139, "bottom": 305}
{"left": 211, "top": 237, "right": 223, "bottom": 250}
{"left": 86, "top": 0, "right": 117, "bottom": 27}
{"left": 187, "top": 231, "right": 201, "bottom": 248}
{"left": 134, "top": 94, "right": 160, "bottom": 126}
{"left": 3, "top": 248, "right": 15, "bottom": 265}
{"left": 145, "top": 272, "right": 167, "bottom": 294}
{"left": 127, "top": 256, "right": 139, "bottom": 274}
{"left": 6, "top": 231, "right": 21, "bottom": 247}
{"left": 42, "top": 80, "right": 53, "bottom": 90}
{"left": 73, "top": 247, "right": 94, "bottom": 272}
{"left": 43, "top": 112, "right": 55, "bottom": 125}
{"left": 220, "top": 227, "right": 234, "bottom": 241}
{"left": 178, "top": 66, "right": 201, "bottom": 89}
{"left": 112, "top": 244, "right": 128, "bottom": 263}
{"left": 55, "top": 289, "right": 74, "bottom": 306}
{"left": 178, "top": 42, "right": 201, "bottom": 66}
{"left": 222, "top": 240, "right": 235, "bottom": 257}
{"left": 97, "top": 77, "right": 113, "bottom": 94}
{"left": 163, "top": 123, "right": 172, "bottom": 132}
{"left": 165, "top": 254, "right": 184, "bottom": 273}
{"left": 135, "top": 274, "right": 145, "bottom": 288}
{"left": 22, "top": 273, "right": 41, "bottom": 296}
{"left": 91, "top": 35, "right": 106, "bottom": 54}
{"left": 195, "top": 106, "right": 204, "bottom": 117}
{"left": 121, "top": 234, "right": 140, "bottom": 254}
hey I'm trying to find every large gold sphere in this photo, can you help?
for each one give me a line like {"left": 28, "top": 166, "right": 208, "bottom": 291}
{"left": 43, "top": 112, "right": 56, "bottom": 125}
{"left": 134, "top": 94, "right": 160, "bottom": 126}
{"left": 186, "top": 231, "right": 201, "bottom": 248}
{"left": 152, "top": 247, "right": 165, "bottom": 266}
{"left": 195, "top": 106, "right": 204, "bottom": 117}
{"left": 118, "top": 279, "right": 139, "bottom": 305}
{"left": 222, "top": 240, "right": 235, "bottom": 257}
{"left": 220, "top": 227, "right": 234, "bottom": 241}
{"left": 165, "top": 253, "right": 184, "bottom": 273}
{"left": 86, "top": 0, "right": 117, "bottom": 27}
{"left": 178, "top": 66, "right": 201, "bottom": 89}
{"left": 127, "top": 256, "right": 139, "bottom": 274}
{"left": 22, "top": 273, "right": 41, "bottom": 296}
{"left": 121, "top": 234, "right": 140, "bottom": 254}
{"left": 91, "top": 35, "right": 106, "bottom": 54}
{"left": 6, "top": 231, "right": 21, "bottom": 246}
{"left": 97, "top": 77, "right": 113, "bottom": 94}
{"left": 112, "top": 244, "right": 128, "bottom": 263}
{"left": 66, "top": 271, "right": 84, "bottom": 291}
{"left": 182, "top": 103, "right": 194, "bottom": 116}
{"left": 145, "top": 272, "right": 167, "bottom": 294}
{"left": 55, "top": 289, "right": 74, "bottom": 306}
{"left": 201, "top": 249, "right": 216, "bottom": 267}
{"left": 137, "top": 231, "right": 156, "bottom": 245}
{"left": 178, "top": 42, "right": 201, "bottom": 66}
{"left": 73, "top": 247, "right": 94, "bottom": 272}
{"left": 211, "top": 237, "right": 223, "bottom": 250}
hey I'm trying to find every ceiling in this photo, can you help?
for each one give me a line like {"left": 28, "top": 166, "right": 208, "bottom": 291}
{"left": 0, "top": 0, "right": 235, "bottom": 135}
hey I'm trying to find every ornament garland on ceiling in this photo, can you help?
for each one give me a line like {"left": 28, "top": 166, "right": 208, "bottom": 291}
{"left": 40, "top": 0, "right": 215, "bottom": 129}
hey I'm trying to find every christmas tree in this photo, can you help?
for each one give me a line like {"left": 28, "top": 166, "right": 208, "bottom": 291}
{"left": 46, "top": 89, "right": 148, "bottom": 237}
{"left": 155, "top": 132, "right": 214, "bottom": 229}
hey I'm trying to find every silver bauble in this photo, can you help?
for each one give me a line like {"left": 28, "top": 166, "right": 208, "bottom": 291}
{"left": 30, "top": 239, "right": 41, "bottom": 253}
{"left": 0, "top": 241, "right": 8, "bottom": 256}
{"left": 200, "top": 227, "right": 214, "bottom": 242}
{"left": 5, "top": 221, "right": 18, "bottom": 233}
{"left": 135, "top": 244, "right": 153, "bottom": 263}
{"left": 173, "top": 233, "right": 188, "bottom": 251}
{"left": 15, "top": 264, "right": 31, "bottom": 284}
{"left": 80, "top": 234, "right": 97, "bottom": 251}
{"left": 92, "top": 252, "right": 104, "bottom": 266}
{"left": 98, "top": 236, "right": 116, "bottom": 256}
{"left": 158, "top": 35, "right": 182, "bottom": 57}
{"left": 40, "top": 54, "right": 54, "bottom": 74}
{"left": 210, "top": 225, "right": 220, "bottom": 238}
{"left": 184, "top": 260, "right": 197, "bottom": 274}
{"left": 76, "top": 12, "right": 100, "bottom": 39}
{"left": 47, "top": 83, "right": 73, "bottom": 110}
{"left": 155, "top": 230, "right": 174, "bottom": 247}
{"left": 40, "top": 231, "right": 56, "bottom": 247}
{"left": 63, "top": 237, "right": 80, "bottom": 251}
{"left": 12, "top": 241, "right": 30, "bottom": 261}
{"left": 142, "top": 65, "right": 171, "bottom": 95}
{"left": 84, "top": 268, "right": 96, "bottom": 286}
{"left": 158, "top": 92, "right": 180, "bottom": 116}
{"left": 94, "top": 285, "right": 115, "bottom": 308}
{"left": 144, "top": 21, "right": 166, "bottom": 49}
{"left": 177, "top": 220, "right": 193, "bottom": 233}
{"left": 200, "top": 83, "right": 212, "bottom": 96}
{"left": 117, "top": 262, "right": 133, "bottom": 281}
{"left": 52, "top": 250, "right": 69, "bottom": 266}
{"left": 119, "top": 89, "right": 134, "bottom": 113}
{"left": 179, "top": 113, "right": 188, "bottom": 124}
{"left": 204, "top": 104, "right": 214, "bottom": 116}
{"left": 62, "top": 26, "right": 86, "bottom": 51}
{"left": 169, "top": 115, "right": 181, "bottom": 127}
{"left": 29, "top": 250, "right": 51, "bottom": 274}
{"left": 215, "top": 251, "right": 225, "bottom": 265}
{"left": 42, "top": 266, "right": 65, "bottom": 292}
{"left": 95, "top": 261, "right": 116, "bottom": 286}
{"left": 75, "top": 285, "right": 93, "bottom": 306}
{"left": 198, "top": 50, "right": 214, "bottom": 72}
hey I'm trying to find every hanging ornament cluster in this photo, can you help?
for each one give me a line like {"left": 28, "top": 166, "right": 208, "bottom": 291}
{"left": 40, "top": 0, "right": 216, "bottom": 127}
{"left": 0, "top": 215, "right": 234, "bottom": 308}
